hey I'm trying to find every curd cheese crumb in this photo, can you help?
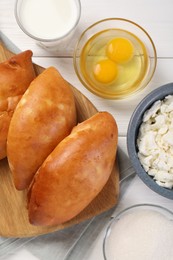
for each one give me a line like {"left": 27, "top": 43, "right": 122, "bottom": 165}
{"left": 137, "top": 95, "right": 173, "bottom": 189}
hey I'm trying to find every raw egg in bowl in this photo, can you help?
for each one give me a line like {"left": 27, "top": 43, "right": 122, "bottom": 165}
{"left": 73, "top": 18, "right": 157, "bottom": 99}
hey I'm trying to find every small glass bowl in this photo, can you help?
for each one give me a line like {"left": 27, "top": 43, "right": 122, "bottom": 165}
{"left": 73, "top": 18, "right": 157, "bottom": 99}
{"left": 103, "top": 204, "right": 173, "bottom": 260}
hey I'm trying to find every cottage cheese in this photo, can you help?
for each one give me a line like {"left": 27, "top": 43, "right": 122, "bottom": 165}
{"left": 137, "top": 95, "right": 173, "bottom": 189}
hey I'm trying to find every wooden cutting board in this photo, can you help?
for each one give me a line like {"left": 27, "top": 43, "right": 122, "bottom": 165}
{"left": 0, "top": 42, "right": 119, "bottom": 237}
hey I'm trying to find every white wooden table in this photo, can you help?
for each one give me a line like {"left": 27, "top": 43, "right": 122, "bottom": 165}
{"left": 1, "top": 0, "right": 173, "bottom": 259}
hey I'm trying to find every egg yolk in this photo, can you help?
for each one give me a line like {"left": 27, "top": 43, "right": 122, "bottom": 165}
{"left": 93, "top": 59, "right": 118, "bottom": 84}
{"left": 106, "top": 37, "right": 134, "bottom": 63}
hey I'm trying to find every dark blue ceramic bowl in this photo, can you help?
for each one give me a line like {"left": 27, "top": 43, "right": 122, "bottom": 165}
{"left": 127, "top": 82, "right": 173, "bottom": 199}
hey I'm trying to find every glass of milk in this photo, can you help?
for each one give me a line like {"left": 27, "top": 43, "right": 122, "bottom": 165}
{"left": 14, "top": 0, "right": 81, "bottom": 51}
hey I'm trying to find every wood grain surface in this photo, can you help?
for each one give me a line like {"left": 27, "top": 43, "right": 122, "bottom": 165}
{"left": 0, "top": 42, "right": 119, "bottom": 237}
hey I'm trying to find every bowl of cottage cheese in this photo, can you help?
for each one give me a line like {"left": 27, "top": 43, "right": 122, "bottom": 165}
{"left": 127, "top": 82, "right": 173, "bottom": 199}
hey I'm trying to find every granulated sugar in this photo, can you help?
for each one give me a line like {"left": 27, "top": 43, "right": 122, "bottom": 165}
{"left": 106, "top": 209, "right": 173, "bottom": 260}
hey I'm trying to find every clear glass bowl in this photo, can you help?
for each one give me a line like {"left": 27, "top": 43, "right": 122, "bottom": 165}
{"left": 103, "top": 204, "right": 173, "bottom": 260}
{"left": 73, "top": 18, "right": 157, "bottom": 99}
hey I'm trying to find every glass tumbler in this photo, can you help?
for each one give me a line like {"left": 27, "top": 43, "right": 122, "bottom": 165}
{"left": 14, "top": 0, "right": 81, "bottom": 51}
